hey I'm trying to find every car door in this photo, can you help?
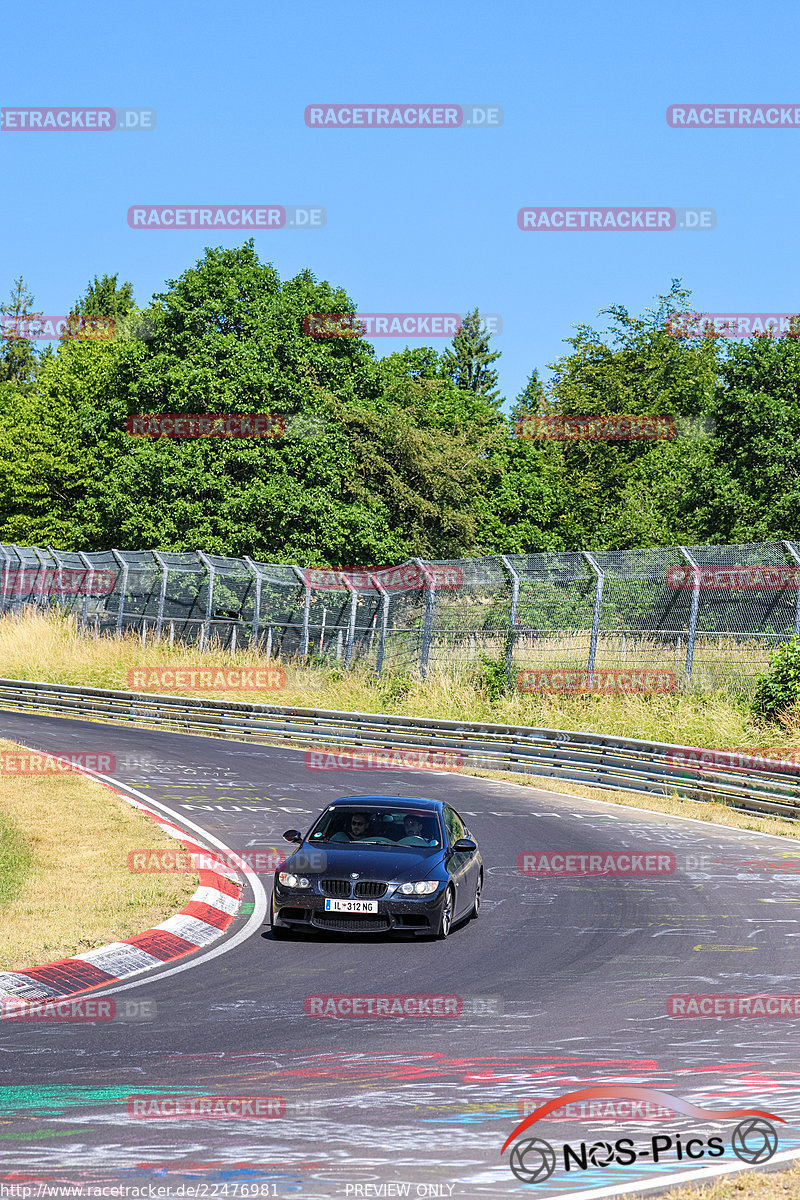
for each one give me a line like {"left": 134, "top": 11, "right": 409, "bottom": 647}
{"left": 443, "top": 804, "right": 473, "bottom": 917}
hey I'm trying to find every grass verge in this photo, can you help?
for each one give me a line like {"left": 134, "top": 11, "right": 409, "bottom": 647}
{"left": 0, "top": 736, "right": 198, "bottom": 972}
{"left": 1, "top": 610, "right": 799, "bottom": 753}
{"left": 631, "top": 1158, "right": 800, "bottom": 1198}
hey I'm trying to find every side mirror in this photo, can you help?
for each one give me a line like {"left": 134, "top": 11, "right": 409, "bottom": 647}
{"left": 283, "top": 829, "right": 303, "bottom": 844}
{"left": 452, "top": 837, "right": 477, "bottom": 853}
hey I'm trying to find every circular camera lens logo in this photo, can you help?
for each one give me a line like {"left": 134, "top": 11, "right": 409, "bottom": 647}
{"left": 731, "top": 1117, "right": 779, "bottom": 1164}
{"left": 587, "top": 1141, "right": 615, "bottom": 1167}
{"left": 509, "top": 1137, "right": 556, "bottom": 1185}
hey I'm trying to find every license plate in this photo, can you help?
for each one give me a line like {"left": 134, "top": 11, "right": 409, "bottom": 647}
{"left": 324, "top": 899, "right": 378, "bottom": 914}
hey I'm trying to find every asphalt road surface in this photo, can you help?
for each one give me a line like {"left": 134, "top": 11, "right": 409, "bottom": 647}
{"left": 1, "top": 709, "right": 800, "bottom": 1199}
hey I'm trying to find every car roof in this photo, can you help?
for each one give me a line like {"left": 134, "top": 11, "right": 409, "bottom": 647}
{"left": 331, "top": 795, "right": 443, "bottom": 811}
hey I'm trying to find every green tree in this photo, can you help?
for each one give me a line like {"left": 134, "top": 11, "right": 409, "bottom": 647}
{"left": 0, "top": 277, "right": 42, "bottom": 384}
{"left": 441, "top": 308, "right": 501, "bottom": 402}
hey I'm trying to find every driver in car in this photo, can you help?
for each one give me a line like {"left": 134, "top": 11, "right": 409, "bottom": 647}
{"left": 402, "top": 813, "right": 437, "bottom": 844}
{"left": 333, "top": 811, "right": 373, "bottom": 841}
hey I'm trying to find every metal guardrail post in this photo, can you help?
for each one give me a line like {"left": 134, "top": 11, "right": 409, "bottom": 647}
{"left": 783, "top": 541, "right": 800, "bottom": 638}
{"left": 581, "top": 552, "right": 604, "bottom": 683}
{"left": 197, "top": 551, "right": 216, "bottom": 646}
{"left": 500, "top": 555, "right": 520, "bottom": 686}
{"left": 110, "top": 549, "right": 129, "bottom": 634}
{"left": 77, "top": 551, "right": 95, "bottom": 627}
{"left": 413, "top": 558, "right": 436, "bottom": 680}
{"left": 370, "top": 574, "right": 390, "bottom": 676}
{"left": 152, "top": 550, "right": 168, "bottom": 639}
{"left": 679, "top": 547, "right": 700, "bottom": 679}
{"left": 243, "top": 557, "right": 262, "bottom": 645}
{"left": 291, "top": 566, "right": 311, "bottom": 657}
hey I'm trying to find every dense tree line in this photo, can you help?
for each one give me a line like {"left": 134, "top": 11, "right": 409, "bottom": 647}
{"left": 0, "top": 243, "right": 798, "bottom": 564}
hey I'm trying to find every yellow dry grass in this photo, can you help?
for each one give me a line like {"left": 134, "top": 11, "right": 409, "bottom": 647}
{"left": 0, "top": 736, "right": 198, "bottom": 971}
{"left": 629, "top": 1158, "right": 800, "bottom": 1198}
{"left": 0, "top": 610, "right": 798, "bottom": 755}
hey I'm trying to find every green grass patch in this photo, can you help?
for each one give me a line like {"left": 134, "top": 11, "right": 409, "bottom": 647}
{"left": 0, "top": 810, "right": 35, "bottom": 910}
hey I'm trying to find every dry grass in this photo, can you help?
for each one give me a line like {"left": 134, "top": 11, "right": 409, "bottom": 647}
{"left": 629, "top": 1158, "right": 800, "bottom": 1198}
{"left": 0, "top": 736, "right": 198, "bottom": 971}
{"left": 0, "top": 610, "right": 797, "bottom": 755}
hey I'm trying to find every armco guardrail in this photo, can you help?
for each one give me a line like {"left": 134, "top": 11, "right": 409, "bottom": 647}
{"left": 0, "top": 677, "right": 798, "bottom": 822}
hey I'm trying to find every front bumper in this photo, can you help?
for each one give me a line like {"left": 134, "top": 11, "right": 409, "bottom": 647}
{"left": 272, "top": 884, "right": 444, "bottom": 935}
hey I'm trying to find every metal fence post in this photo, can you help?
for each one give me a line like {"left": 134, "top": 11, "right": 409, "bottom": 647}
{"left": 32, "top": 546, "right": 50, "bottom": 609}
{"left": 197, "top": 551, "right": 215, "bottom": 646}
{"left": 782, "top": 541, "right": 800, "bottom": 638}
{"left": 581, "top": 552, "right": 604, "bottom": 683}
{"left": 0, "top": 545, "right": 10, "bottom": 613}
{"left": 679, "top": 547, "right": 700, "bottom": 679}
{"left": 340, "top": 575, "right": 358, "bottom": 670}
{"left": 243, "top": 556, "right": 262, "bottom": 645}
{"left": 413, "top": 559, "right": 436, "bottom": 680}
{"left": 152, "top": 550, "right": 168, "bottom": 640}
{"left": 500, "top": 555, "right": 520, "bottom": 686}
{"left": 77, "top": 551, "right": 95, "bottom": 628}
{"left": 47, "top": 545, "right": 67, "bottom": 610}
{"left": 111, "top": 549, "right": 129, "bottom": 634}
{"left": 370, "top": 573, "right": 390, "bottom": 675}
{"left": 291, "top": 566, "right": 311, "bottom": 657}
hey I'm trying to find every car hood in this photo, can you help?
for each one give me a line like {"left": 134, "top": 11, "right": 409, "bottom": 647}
{"left": 287, "top": 842, "right": 444, "bottom": 881}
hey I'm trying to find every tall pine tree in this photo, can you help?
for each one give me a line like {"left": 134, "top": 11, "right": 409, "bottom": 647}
{"left": 441, "top": 308, "right": 501, "bottom": 401}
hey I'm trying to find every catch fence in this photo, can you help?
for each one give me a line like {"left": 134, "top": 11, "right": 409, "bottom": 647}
{"left": 1, "top": 541, "right": 799, "bottom": 690}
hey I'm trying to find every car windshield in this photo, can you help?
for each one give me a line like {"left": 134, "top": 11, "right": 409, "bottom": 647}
{"left": 308, "top": 806, "right": 442, "bottom": 848}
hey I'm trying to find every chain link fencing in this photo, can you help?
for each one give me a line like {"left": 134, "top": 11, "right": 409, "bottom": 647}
{"left": 1, "top": 540, "right": 799, "bottom": 691}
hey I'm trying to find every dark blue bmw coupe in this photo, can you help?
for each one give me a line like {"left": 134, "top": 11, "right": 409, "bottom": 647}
{"left": 270, "top": 795, "right": 483, "bottom": 939}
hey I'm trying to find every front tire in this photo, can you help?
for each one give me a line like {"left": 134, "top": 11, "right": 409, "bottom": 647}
{"left": 436, "top": 887, "right": 455, "bottom": 939}
{"left": 270, "top": 895, "right": 291, "bottom": 939}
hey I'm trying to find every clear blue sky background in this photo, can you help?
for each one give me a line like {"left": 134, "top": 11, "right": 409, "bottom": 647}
{"left": 3, "top": 0, "right": 799, "bottom": 406}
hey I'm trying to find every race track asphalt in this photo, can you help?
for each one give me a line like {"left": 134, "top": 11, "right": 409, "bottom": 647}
{"left": 1, "top": 709, "right": 799, "bottom": 1199}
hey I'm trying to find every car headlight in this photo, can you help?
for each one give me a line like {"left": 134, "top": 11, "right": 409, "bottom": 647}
{"left": 399, "top": 880, "right": 440, "bottom": 896}
{"left": 278, "top": 872, "right": 310, "bottom": 889}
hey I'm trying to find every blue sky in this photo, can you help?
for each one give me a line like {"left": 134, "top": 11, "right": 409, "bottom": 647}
{"left": 3, "top": 0, "right": 800, "bottom": 406}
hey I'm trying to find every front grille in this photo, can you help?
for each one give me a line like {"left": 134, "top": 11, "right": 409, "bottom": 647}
{"left": 320, "top": 879, "right": 351, "bottom": 898}
{"left": 313, "top": 913, "right": 390, "bottom": 933}
{"left": 354, "top": 881, "right": 387, "bottom": 899}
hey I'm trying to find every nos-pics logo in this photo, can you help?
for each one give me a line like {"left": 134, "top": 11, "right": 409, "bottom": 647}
{"left": 501, "top": 1086, "right": 783, "bottom": 1185}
